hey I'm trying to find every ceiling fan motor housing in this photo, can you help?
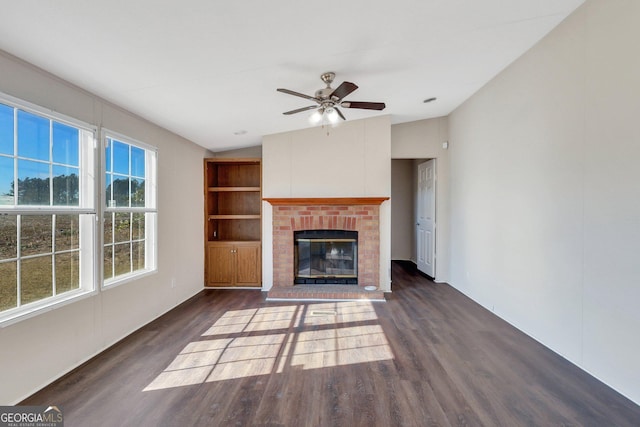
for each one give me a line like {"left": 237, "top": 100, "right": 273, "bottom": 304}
{"left": 315, "top": 87, "right": 335, "bottom": 100}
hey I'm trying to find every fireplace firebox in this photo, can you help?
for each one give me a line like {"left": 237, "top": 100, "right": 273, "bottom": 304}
{"left": 294, "top": 230, "right": 358, "bottom": 284}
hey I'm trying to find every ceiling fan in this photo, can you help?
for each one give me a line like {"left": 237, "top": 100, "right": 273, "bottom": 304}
{"left": 277, "top": 72, "right": 385, "bottom": 122}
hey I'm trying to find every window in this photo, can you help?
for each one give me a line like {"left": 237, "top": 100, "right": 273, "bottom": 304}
{"left": 0, "top": 96, "right": 96, "bottom": 323}
{"left": 103, "top": 132, "right": 157, "bottom": 285}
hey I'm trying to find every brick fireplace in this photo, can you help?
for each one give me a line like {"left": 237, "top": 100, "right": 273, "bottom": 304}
{"left": 264, "top": 197, "right": 388, "bottom": 300}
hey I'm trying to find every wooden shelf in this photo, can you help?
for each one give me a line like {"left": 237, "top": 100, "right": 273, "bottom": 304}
{"left": 209, "top": 215, "right": 261, "bottom": 220}
{"left": 208, "top": 187, "right": 261, "bottom": 192}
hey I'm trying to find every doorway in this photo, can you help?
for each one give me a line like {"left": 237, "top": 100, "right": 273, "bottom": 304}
{"left": 390, "top": 158, "right": 436, "bottom": 279}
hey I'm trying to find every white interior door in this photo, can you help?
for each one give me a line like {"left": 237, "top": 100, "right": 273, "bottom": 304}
{"left": 416, "top": 160, "right": 435, "bottom": 277}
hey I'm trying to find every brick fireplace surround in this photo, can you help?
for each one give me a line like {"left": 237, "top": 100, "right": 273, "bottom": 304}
{"left": 264, "top": 197, "right": 388, "bottom": 301}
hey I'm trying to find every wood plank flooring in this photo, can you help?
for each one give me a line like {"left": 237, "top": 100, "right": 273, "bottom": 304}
{"left": 22, "top": 261, "right": 640, "bottom": 426}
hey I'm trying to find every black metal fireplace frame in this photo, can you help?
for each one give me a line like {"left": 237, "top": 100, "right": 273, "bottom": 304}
{"left": 294, "top": 229, "right": 358, "bottom": 285}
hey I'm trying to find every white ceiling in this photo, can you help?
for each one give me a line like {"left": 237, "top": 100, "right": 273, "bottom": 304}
{"left": 0, "top": 0, "right": 584, "bottom": 151}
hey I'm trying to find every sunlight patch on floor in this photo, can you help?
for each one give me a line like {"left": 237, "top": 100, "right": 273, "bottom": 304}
{"left": 144, "top": 301, "right": 393, "bottom": 392}
{"left": 286, "top": 324, "right": 392, "bottom": 371}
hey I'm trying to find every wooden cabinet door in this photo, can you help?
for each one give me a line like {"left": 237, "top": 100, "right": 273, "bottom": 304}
{"left": 235, "top": 242, "right": 261, "bottom": 286}
{"left": 207, "top": 243, "right": 235, "bottom": 286}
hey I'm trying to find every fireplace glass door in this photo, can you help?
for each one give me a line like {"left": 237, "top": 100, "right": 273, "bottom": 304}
{"left": 294, "top": 230, "right": 357, "bottom": 284}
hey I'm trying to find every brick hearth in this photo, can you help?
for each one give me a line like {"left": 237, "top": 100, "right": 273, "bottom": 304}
{"left": 264, "top": 197, "right": 388, "bottom": 301}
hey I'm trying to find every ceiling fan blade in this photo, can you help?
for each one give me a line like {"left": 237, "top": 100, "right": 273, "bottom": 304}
{"left": 277, "top": 88, "right": 319, "bottom": 102}
{"left": 341, "top": 101, "right": 386, "bottom": 110}
{"left": 335, "top": 107, "right": 346, "bottom": 121}
{"left": 283, "top": 105, "right": 318, "bottom": 115}
{"left": 330, "top": 81, "right": 358, "bottom": 101}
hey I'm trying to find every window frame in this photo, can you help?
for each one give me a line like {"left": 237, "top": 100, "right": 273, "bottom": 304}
{"left": 101, "top": 129, "right": 157, "bottom": 289}
{"left": 0, "top": 92, "right": 98, "bottom": 326}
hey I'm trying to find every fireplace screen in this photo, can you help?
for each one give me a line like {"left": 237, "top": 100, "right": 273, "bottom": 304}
{"left": 294, "top": 230, "right": 358, "bottom": 284}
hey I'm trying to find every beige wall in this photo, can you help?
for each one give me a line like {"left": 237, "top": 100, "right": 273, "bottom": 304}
{"left": 262, "top": 116, "right": 392, "bottom": 290}
{"left": 390, "top": 160, "right": 414, "bottom": 260}
{"left": 0, "top": 51, "right": 208, "bottom": 404}
{"left": 214, "top": 145, "right": 262, "bottom": 158}
{"left": 448, "top": 0, "right": 640, "bottom": 404}
{"left": 391, "top": 117, "right": 450, "bottom": 282}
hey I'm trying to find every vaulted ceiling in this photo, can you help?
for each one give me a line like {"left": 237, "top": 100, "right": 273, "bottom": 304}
{"left": 0, "top": 0, "right": 584, "bottom": 151}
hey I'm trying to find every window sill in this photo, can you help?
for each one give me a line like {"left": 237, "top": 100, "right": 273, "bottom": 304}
{"left": 0, "top": 288, "right": 98, "bottom": 328}
{"left": 102, "top": 269, "right": 158, "bottom": 290}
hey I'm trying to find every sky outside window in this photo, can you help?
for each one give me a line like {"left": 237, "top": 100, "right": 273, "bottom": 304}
{"left": 112, "top": 140, "right": 129, "bottom": 175}
{"left": 0, "top": 104, "right": 14, "bottom": 201}
{"left": 131, "top": 146, "right": 144, "bottom": 177}
{"left": 17, "top": 110, "right": 49, "bottom": 161}
{"left": 53, "top": 122, "right": 79, "bottom": 166}
{"left": 0, "top": 104, "right": 13, "bottom": 155}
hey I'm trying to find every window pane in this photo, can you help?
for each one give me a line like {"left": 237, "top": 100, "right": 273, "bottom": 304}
{"left": 103, "top": 135, "right": 156, "bottom": 284}
{"left": 112, "top": 176, "right": 129, "bottom": 207}
{"left": 55, "top": 251, "right": 79, "bottom": 294}
{"left": 17, "top": 110, "right": 49, "bottom": 161}
{"left": 52, "top": 122, "right": 79, "bottom": 166}
{"left": 0, "top": 104, "right": 13, "bottom": 155}
{"left": 114, "top": 243, "right": 131, "bottom": 276}
{"left": 17, "top": 159, "right": 50, "bottom": 205}
{"left": 0, "top": 156, "right": 14, "bottom": 205}
{"left": 104, "top": 245, "right": 113, "bottom": 281}
{"left": 21, "top": 215, "right": 52, "bottom": 256}
{"left": 112, "top": 140, "right": 129, "bottom": 174}
{"left": 104, "top": 212, "right": 113, "bottom": 245}
{"left": 55, "top": 215, "right": 79, "bottom": 251}
{"left": 132, "top": 241, "right": 145, "bottom": 272}
{"left": 0, "top": 216, "right": 17, "bottom": 260}
{"left": 132, "top": 213, "right": 145, "bottom": 241}
{"left": 114, "top": 212, "right": 130, "bottom": 243}
{"left": 0, "top": 261, "right": 17, "bottom": 311}
{"left": 105, "top": 139, "right": 112, "bottom": 172}
{"left": 21, "top": 255, "right": 53, "bottom": 305}
{"left": 131, "top": 178, "right": 145, "bottom": 207}
{"left": 52, "top": 165, "right": 79, "bottom": 206}
{"left": 131, "top": 146, "right": 144, "bottom": 177}
{"left": 105, "top": 172, "right": 113, "bottom": 207}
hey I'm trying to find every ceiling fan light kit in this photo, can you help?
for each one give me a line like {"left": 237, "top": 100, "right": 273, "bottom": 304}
{"left": 277, "top": 72, "right": 386, "bottom": 124}
{"left": 309, "top": 107, "right": 339, "bottom": 125}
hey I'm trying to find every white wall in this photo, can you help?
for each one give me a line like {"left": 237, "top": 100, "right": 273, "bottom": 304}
{"left": 0, "top": 51, "right": 208, "bottom": 404}
{"left": 448, "top": 0, "right": 640, "bottom": 404}
{"left": 262, "top": 116, "right": 392, "bottom": 290}
{"left": 391, "top": 117, "right": 450, "bottom": 282}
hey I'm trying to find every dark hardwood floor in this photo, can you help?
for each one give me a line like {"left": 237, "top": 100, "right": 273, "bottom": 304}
{"left": 22, "top": 261, "right": 640, "bottom": 426}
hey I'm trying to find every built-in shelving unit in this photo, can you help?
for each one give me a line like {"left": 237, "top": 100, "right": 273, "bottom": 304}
{"left": 204, "top": 158, "right": 261, "bottom": 287}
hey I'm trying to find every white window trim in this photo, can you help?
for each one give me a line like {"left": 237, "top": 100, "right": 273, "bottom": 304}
{"left": 101, "top": 129, "right": 158, "bottom": 289}
{"left": 0, "top": 91, "right": 98, "bottom": 327}
{"left": 0, "top": 91, "right": 97, "bottom": 135}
